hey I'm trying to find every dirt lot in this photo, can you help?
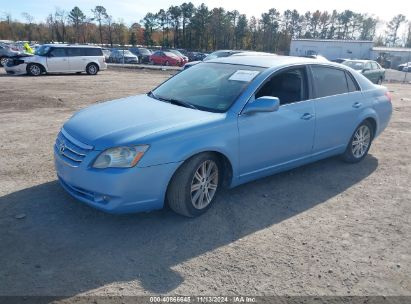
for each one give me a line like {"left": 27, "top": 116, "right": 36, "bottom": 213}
{"left": 0, "top": 67, "right": 410, "bottom": 299}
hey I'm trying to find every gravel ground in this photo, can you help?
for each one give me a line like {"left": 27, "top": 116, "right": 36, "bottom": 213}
{"left": 0, "top": 67, "right": 410, "bottom": 300}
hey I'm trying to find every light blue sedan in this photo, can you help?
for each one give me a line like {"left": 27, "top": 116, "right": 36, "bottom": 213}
{"left": 54, "top": 55, "right": 392, "bottom": 217}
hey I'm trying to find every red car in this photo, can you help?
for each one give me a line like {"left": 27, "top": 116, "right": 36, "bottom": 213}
{"left": 149, "top": 51, "right": 183, "bottom": 66}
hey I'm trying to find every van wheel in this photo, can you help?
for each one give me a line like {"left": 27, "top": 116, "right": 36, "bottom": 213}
{"left": 167, "top": 153, "right": 221, "bottom": 217}
{"left": 86, "top": 63, "right": 99, "bottom": 75}
{"left": 342, "top": 120, "right": 373, "bottom": 163}
{"left": 26, "top": 63, "right": 43, "bottom": 76}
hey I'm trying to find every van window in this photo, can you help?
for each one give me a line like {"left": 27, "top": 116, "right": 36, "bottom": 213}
{"left": 255, "top": 67, "right": 308, "bottom": 105}
{"left": 67, "top": 48, "right": 85, "bottom": 57}
{"left": 85, "top": 48, "right": 103, "bottom": 56}
{"left": 49, "top": 48, "right": 66, "bottom": 57}
{"left": 311, "top": 66, "right": 350, "bottom": 98}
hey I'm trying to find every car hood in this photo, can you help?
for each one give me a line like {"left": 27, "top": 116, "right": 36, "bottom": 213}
{"left": 63, "top": 94, "right": 224, "bottom": 150}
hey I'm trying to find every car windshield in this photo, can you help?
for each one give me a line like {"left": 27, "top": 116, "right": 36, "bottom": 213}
{"left": 35, "top": 45, "right": 51, "bottom": 56}
{"left": 343, "top": 61, "right": 365, "bottom": 71}
{"left": 170, "top": 50, "right": 184, "bottom": 57}
{"left": 151, "top": 62, "right": 265, "bottom": 112}
{"left": 121, "top": 50, "right": 133, "bottom": 56}
{"left": 140, "top": 48, "right": 151, "bottom": 54}
{"left": 204, "top": 51, "right": 230, "bottom": 61}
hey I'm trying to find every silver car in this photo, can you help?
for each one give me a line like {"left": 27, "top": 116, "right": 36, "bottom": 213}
{"left": 5, "top": 44, "right": 107, "bottom": 76}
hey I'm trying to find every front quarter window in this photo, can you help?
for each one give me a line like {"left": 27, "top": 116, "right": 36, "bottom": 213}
{"left": 152, "top": 63, "right": 264, "bottom": 112}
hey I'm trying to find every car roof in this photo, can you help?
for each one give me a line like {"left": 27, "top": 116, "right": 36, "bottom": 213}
{"left": 41, "top": 44, "right": 101, "bottom": 48}
{"left": 207, "top": 55, "right": 338, "bottom": 68}
{"left": 343, "top": 59, "right": 373, "bottom": 63}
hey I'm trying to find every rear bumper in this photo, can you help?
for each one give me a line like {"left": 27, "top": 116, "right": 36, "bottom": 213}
{"left": 54, "top": 150, "right": 183, "bottom": 214}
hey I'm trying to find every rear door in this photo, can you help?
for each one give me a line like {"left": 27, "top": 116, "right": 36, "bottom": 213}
{"left": 46, "top": 47, "right": 69, "bottom": 72}
{"left": 310, "top": 65, "right": 363, "bottom": 153}
{"left": 67, "top": 48, "right": 87, "bottom": 72}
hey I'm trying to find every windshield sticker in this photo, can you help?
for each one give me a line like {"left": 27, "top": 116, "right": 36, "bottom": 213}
{"left": 228, "top": 70, "right": 260, "bottom": 82}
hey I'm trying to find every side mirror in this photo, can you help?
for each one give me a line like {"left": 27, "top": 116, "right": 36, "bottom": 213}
{"left": 242, "top": 96, "right": 280, "bottom": 115}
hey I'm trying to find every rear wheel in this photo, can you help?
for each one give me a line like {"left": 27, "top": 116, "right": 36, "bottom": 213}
{"left": 26, "top": 63, "right": 43, "bottom": 76}
{"left": 86, "top": 63, "right": 98, "bottom": 75}
{"left": 342, "top": 121, "right": 373, "bottom": 163}
{"left": 167, "top": 153, "right": 221, "bottom": 217}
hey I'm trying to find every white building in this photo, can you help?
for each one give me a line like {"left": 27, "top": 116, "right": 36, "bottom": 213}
{"left": 289, "top": 39, "right": 373, "bottom": 60}
{"left": 371, "top": 47, "right": 411, "bottom": 69}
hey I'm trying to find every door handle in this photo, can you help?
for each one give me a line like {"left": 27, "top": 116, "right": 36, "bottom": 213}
{"left": 352, "top": 102, "right": 362, "bottom": 108}
{"left": 301, "top": 113, "right": 314, "bottom": 120}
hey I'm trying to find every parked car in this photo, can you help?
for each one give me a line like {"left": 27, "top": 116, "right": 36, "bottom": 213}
{"left": 166, "top": 49, "right": 189, "bottom": 65}
{"left": 109, "top": 49, "right": 138, "bottom": 64}
{"left": 129, "top": 47, "right": 152, "bottom": 64}
{"left": 149, "top": 51, "right": 183, "bottom": 66}
{"left": 102, "top": 48, "right": 111, "bottom": 61}
{"left": 397, "top": 62, "right": 411, "bottom": 71}
{"left": 183, "top": 50, "right": 248, "bottom": 69}
{"left": 5, "top": 44, "right": 107, "bottom": 76}
{"left": 188, "top": 51, "right": 207, "bottom": 62}
{"left": 342, "top": 60, "right": 385, "bottom": 84}
{"left": 54, "top": 55, "right": 392, "bottom": 217}
{"left": 0, "top": 43, "right": 21, "bottom": 66}
{"left": 331, "top": 58, "right": 349, "bottom": 63}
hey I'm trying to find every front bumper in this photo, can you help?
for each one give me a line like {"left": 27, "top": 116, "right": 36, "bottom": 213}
{"left": 4, "top": 63, "right": 27, "bottom": 75}
{"left": 54, "top": 148, "right": 183, "bottom": 214}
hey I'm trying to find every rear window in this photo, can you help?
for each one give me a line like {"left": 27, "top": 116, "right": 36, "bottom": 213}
{"left": 311, "top": 66, "right": 352, "bottom": 98}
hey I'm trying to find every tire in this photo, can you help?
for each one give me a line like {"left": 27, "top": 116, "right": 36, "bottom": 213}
{"left": 86, "top": 63, "right": 99, "bottom": 75}
{"left": 167, "top": 153, "right": 221, "bottom": 217}
{"left": 26, "top": 63, "right": 43, "bottom": 76}
{"left": 342, "top": 120, "right": 374, "bottom": 163}
{"left": 165, "top": 61, "right": 169, "bottom": 66}
{"left": 0, "top": 57, "right": 9, "bottom": 67}
{"left": 377, "top": 77, "right": 383, "bottom": 84}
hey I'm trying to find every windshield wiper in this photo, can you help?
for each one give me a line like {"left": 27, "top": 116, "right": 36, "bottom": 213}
{"left": 147, "top": 91, "right": 197, "bottom": 110}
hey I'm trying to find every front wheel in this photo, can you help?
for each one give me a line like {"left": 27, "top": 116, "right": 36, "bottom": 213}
{"left": 0, "top": 57, "right": 9, "bottom": 67}
{"left": 342, "top": 121, "right": 373, "bottom": 163}
{"left": 167, "top": 153, "right": 221, "bottom": 217}
{"left": 86, "top": 63, "right": 99, "bottom": 75}
{"left": 26, "top": 63, "right": 43, "bottom": 76}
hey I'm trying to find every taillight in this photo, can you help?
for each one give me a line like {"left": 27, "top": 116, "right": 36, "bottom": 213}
{"left": 385, "top": 91, "right": 392, "bottom": 102}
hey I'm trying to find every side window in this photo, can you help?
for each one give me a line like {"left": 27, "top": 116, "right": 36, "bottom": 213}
{"left": 364, "top": 62, "right": 372, "bottom": 70}
{"left": 371, "top": 62, "right": 379, "bottom": 70}
{"left": 85, "top": 48, "right": 103, "bottom": 56}
{"left": 345, "top": 72, "right": 359, "bottom": 92}
{"left": 311, "top": 66, "right": 349, "bottom": 98}
{"left": 67, "top": 48, "right": 84, "bottom": 57}
{"left": 255, "top": 67, "right": 308, "bottom": 105}
{"left": 49, "top": 48, "right": 66, "bottom": 57}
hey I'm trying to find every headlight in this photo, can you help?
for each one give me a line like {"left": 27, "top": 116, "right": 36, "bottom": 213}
{"left": 92, "top": 145, "right": 149, "bottom": 169}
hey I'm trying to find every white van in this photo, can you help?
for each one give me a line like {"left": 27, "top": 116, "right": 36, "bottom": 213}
{"left": 5, "top": 44, "right": 107, "bottom": 76}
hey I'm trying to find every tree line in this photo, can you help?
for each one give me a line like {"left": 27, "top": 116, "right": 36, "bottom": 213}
{"left": 1, "top": 3, "right": 410, "bottom": 53}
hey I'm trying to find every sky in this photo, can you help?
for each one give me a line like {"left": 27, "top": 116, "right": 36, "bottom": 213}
{"left": 0, "top": 0, "right": 409, "bottom": 34}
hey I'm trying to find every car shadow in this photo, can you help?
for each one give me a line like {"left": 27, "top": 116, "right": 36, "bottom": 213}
{"left": 0, "top": 155, "right": 378, "bottom": 296}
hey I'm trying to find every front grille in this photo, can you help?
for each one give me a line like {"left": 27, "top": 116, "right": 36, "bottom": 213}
{"left": 55, "top": 131, "right": 92, "bottom": 167}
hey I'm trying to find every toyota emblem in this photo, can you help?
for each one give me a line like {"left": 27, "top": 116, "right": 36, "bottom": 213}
{"left": 59, "top": 143, "right": 65, "bottom": 154}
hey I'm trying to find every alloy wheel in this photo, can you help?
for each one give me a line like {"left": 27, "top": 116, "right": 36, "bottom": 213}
{"left": 190, "top": 160, "right": 219, "bottom": 209}
{"left": 30, "top": 64, "right": 41, "bottom": 76}
{"left": 352, "top": 125, "right": 371, "bottom": 158}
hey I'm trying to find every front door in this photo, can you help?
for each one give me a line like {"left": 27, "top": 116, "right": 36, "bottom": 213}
{"left": 46, "top": 47, "right": 69, "bottom": 72}
{"left": 238, "top": 66, "right": 315, "bottom": 180}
